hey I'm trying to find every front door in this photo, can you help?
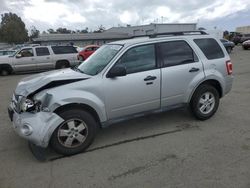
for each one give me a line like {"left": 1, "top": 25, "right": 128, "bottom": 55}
{"left": 13, "top": 48, "right": 36, "bottom": 72}
{"left": 103, "top": 44, "right": 161, "bottom": 119}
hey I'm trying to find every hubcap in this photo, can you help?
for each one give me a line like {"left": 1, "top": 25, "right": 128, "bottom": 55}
{"left": 57, "top": 119, "right": 88, "bottom": 148}
{"left": 198, "top": 92, "right": 215, "bottom": 115}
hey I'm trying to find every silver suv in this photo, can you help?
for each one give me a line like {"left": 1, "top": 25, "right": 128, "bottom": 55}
{"left": 8, "top": 31, "right": 233, "bottom": 156}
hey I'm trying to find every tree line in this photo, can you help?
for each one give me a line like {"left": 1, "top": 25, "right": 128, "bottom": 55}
{"left": 0, "top": 12, "right": 105, "bottom": 44}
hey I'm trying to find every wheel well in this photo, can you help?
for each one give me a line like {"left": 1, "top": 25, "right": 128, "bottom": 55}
{"left": 196, "top": 80, "right": 222, "bottom": 98}
{"left": 54, "top": 103, "right": 101, "bottom": 125}
{"left": 0, "top": 64, "right": 13, "bottom": 73}
{"left": 56, "top": 60, "right": 70, "bottom": 67}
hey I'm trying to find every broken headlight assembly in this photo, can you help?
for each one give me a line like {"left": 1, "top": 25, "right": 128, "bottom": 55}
{"left": 20, "top": 97, "right": 41, "bottom": 112}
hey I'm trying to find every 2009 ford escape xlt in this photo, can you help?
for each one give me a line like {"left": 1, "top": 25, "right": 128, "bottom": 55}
{"left": 8, "top": 31, "right": 233, "bottom": 156}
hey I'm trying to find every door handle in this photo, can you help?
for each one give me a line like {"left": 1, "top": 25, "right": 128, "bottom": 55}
{"left": 189, "top": 67, "right": 200, "bottom": 72}
{"left": 144, "top": 76, "right": 157, "bottom": 81}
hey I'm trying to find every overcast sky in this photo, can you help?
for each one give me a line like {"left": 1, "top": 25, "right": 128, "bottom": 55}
{"left": 0, "top": 0, "right": 250, "bottom": 32}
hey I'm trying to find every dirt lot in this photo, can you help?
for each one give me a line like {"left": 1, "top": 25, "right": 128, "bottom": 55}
{"left": 0, "top": 46, "right": 250, "bottom": 188}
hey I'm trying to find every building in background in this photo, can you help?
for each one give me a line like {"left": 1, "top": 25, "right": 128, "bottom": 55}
{"left": 33, "top": 32, "right": 132, "bottom": 46}
{"left": 236, "top": 26, "right": 250, "bottom": 34}
{"left": 106, "top": 23, "right": 197, "bottom": 36}
{"left": 0, "top": 43, "right": 12, "bottom": 50}
{"left": 33, "top": 23, "right": 197, "bottom": 46}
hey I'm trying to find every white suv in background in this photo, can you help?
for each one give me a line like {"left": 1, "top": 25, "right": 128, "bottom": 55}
{"left": 0, "top": 45, "right": 80, "bottom": 75}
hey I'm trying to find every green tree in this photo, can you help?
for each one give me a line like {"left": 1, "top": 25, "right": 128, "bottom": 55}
{"left": 0, "top": 12, "right": 28, "bottom": 43}
{"left": 56, "top": 27, "right": 72, "bottom": 34}
{"left": 30, "top": 25, "right": 40, "bottom": 39}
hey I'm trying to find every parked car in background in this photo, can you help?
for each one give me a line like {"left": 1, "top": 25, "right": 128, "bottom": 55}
{"left": 0, "top": 45, "right": 80, "bottom": 75}
{"left": 233, "top": 34, "right": 250, "bottom": 45}
{"left": 0, "top": 50, "right": 16, "bottom": 56}
{"left": 242, "top": 40, "right": 250, "bottom": 50}
{"left": 8, "top": 31, "right": 233, "bottom": 156}
{"left": 240, "top": 34, "right": 250, "bottom": 43}
{"left": 220, "top": 39, "right": 235, "bottom": 53}
{"left": 78, "top": 45, "right": 99, "bottom": 61}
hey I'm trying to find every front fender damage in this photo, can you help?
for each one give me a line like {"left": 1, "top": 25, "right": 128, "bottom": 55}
{"left": 14, "top": 111, "right": 64, "bottom": 147}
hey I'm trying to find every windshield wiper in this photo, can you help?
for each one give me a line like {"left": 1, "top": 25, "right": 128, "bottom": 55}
{"left": 73, "top": 66, "right": 85, "bottom": 74}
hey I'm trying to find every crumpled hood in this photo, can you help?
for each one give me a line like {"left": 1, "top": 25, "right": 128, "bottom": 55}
{"left": 15, "top": 68, "right": 90, "bottom": 97}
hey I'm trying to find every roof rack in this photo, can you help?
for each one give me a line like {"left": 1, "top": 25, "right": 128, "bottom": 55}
{"left": 149, "top": 30, "right": 207, "bottom": 38}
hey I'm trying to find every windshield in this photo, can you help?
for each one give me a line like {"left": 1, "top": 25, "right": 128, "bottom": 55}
{"left": 77, "top": 44, "right": 123, "bottom": 75}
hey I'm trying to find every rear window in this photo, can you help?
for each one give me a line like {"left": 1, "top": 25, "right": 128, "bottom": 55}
{"left": 51, "top": 46, "right": 78, "bottom": 54}
{"left": 36, "top": 47, "right": 50, "bottom": 56}
{"left": 194, "top": 38, "right": 225, "bottom": 60}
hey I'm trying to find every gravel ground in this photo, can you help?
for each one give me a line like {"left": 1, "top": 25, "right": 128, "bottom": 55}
{"left": 0, "top": 46, "right": 250, "bottom": 188}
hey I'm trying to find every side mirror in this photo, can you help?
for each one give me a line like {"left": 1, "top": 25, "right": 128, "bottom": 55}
{"left": 16, "top": 54, "right": 22, "bottom": 58}
{"left": 107, "top": 65, "right": 127, "bottom": 78}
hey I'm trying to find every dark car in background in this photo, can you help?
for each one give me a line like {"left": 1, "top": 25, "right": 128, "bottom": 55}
{"left": 242, "top": 40, "right": 250, "bottom": 50}
{"left": 232, "top": 34, "right": 250, "bottom": 45}
{"left": 220, "top": 39, "right": 235, "bottom": 53}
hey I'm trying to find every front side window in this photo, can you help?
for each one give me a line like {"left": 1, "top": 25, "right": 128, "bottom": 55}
{"left": 117, "top": 44, "right": 156, "bottom": 74}
{"left": 36, "top": 47, "right": 50, "bottom": 56}
{"left": 158, "top": 40, "right": 198, "bottom": 67}
{"left": 194, "top": 38, "right": 225, "bottom": 60}
{"left": 19, "top": 48, "right": 34, "bottom": 57}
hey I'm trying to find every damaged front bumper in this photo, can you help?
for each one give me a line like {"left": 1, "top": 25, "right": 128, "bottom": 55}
{"left": 8, "top": 104, "right": 64, "bottom": 148}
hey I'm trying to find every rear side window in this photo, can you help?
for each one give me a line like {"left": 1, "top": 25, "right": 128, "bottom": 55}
{"left": 158, "top": 40, "right": 198, "bottom": 67}
{"left": 51, "top": 46, "right": 78, "bottom": 54}
{"left": 36, "top": 47, "right": 50, "bottom": 56}
{"left": 194, "top": 38, "right": 225, "bottom": 60}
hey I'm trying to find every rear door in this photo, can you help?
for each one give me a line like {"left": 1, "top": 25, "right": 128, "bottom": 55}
{"left": 158, "top": 40, "right": 205, "bottom": 107}
{"left": 35, "top": 47, "right": 53, "bottom": 70}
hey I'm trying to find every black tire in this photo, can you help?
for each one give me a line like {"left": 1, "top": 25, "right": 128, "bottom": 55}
{"left": 190, "top": 84, "right": 219, "bottom": 120}
{"left": 0, "top": 66, "right": 12, "bottom": 76}
{"left": 0, "top": 69, "right": 10, "bottom": 76}
{"left": 243, "top": 46, "right": 248, "bottom": 50}
{"left": 50, "top": 109, "right": 97, "bottom": 155}
{"left": 56, "top": 61, "right": 69, "bottom": 69}
{"left": 226, "top": 47, "right": 232, "bottom": 53}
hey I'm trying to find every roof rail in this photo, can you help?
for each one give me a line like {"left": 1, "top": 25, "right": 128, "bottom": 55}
{"left": 149, "top": 30, "right": 207, "bottom": 38}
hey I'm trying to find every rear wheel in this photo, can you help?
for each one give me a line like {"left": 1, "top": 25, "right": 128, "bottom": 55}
{"left": 50, "top": 109, "right": 98, "bottom": 155}
{"left": 56, "top": 61, "right": 70, "bottom": 69}
{"left": 190, "top": 85, "right": 219, "bottom": 120}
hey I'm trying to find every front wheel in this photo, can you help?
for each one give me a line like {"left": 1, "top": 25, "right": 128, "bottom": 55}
{"left": 190, "top": 85, "right": 219, "bottom": 120}
{"left": 50, "top": 109, "right": 98, "bottom": 155}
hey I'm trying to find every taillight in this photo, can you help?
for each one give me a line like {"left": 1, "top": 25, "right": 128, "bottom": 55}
{"left": 226, "top": 60, "right": 233, "bottom": 75}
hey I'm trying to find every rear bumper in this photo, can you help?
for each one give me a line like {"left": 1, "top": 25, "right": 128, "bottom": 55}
{"left": 224, "top": 75, "right": 234, "bottom": 96}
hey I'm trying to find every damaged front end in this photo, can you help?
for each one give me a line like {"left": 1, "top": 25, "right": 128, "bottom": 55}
{"left": 8, "top": 68, "right": 90, "bottom": 148}
{"left": 8, "top": 92, "right": 64, "bottom": 147}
